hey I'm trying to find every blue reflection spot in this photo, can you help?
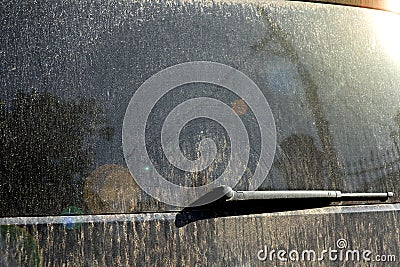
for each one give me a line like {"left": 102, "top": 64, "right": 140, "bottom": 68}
{"left": 144, "top": 166, "right": 150, "bottom": 171}
{"left": 61, "top": 206, "right": 83, "bottom": 230}
{"left": 64, "top": 217, "right": 73, "bottom": 229}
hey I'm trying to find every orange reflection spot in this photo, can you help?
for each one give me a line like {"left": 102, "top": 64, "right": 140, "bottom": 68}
{"left": 84, "top": 164, "right": 140, "bottom": 213}
{"left": 231, "top": 99, "right": 248, "bottom": 116}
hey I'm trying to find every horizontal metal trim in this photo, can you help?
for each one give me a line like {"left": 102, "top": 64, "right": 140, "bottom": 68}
{"left": 1, "top": 203, "right": 400, "bottom": 225}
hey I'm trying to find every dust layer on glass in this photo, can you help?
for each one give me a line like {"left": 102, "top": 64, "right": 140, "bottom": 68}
{"left": 1, "top": 0, "right": 400, "bottom": 217}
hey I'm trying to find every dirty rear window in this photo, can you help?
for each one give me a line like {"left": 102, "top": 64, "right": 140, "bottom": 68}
{"left": 1, "top": 0, "right": 400, "bottom": 216}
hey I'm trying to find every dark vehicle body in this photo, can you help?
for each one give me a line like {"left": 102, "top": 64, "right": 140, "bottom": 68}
{"left": 1, "top": 0, "right": 400, "bottom": 266}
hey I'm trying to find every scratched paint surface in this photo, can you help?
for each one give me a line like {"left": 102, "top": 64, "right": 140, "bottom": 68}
{"left": 0, "top": 204, "right": 398, "bottom": 266}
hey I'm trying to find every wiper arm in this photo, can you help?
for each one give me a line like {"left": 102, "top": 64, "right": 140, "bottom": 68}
{"left": 222, "top": 186, "right": 394, "bottom": 202}
{"left": 175, "top": 187, "right": 394, "bottom": 227}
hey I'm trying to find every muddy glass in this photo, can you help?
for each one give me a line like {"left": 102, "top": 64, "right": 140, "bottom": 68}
{"left": 1, "top": 0, "right": 399, "bottom": 216}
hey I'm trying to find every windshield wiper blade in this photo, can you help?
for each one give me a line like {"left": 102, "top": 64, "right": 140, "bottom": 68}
{"left": 222, "top": 186, "right": 394, "bottom": 202}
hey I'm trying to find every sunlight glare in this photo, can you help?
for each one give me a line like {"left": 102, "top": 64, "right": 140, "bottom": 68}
{"left": 385, "top": 0, "right": 400, "bottom": 13}
{"left": 373, "top": 10, "right": 400, "bottom": 64}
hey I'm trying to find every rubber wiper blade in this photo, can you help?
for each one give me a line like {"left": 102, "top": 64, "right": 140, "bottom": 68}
{"left": 222, "top": 186, "right": 394, "bottom": 202}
